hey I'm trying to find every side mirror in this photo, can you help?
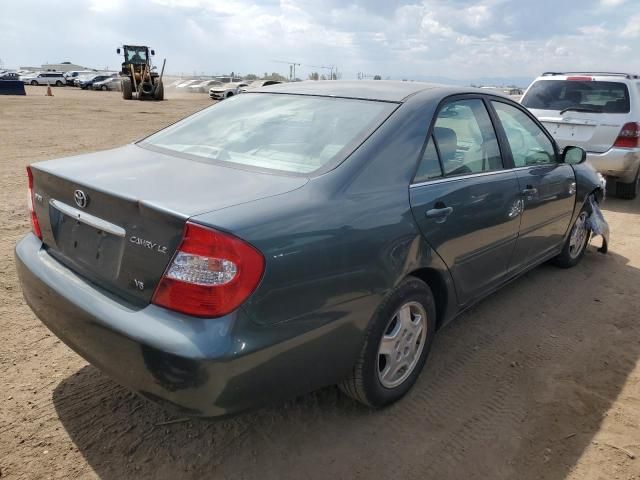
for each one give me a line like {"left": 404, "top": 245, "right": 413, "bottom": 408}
{"left": 562, "top": 146, "right": 587, "bottom": 165}
{"left": 150, "top": 50, "right": 155, "bottom": 56}
{"left": 116, "top": 48, "right": 121, "bottom": 54}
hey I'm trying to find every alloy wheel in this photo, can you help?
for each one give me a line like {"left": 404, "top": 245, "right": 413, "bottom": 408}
{"left": 377, "top": 301, "right": 428, "bottom": 389}
{"left": 568, "top": 211, "right": 589, "bottom": 259}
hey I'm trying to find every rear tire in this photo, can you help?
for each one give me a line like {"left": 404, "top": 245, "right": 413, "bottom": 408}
{"left": 101, "top": 85, "right": 108, "bottom": 91}
{"left": 615, "top": 169, "right": 639, "bottom": 200}
{"left": 121, "top": 78, "right": 132, "bottom": 100}
{"left": 30, "top": 80, "right": 38, "bottom": 86}
{"left": 339, "top": 276, "right": 436, "bottom": 407}
{"left": 553, "top": 205, "right": 591, "bottom": 268}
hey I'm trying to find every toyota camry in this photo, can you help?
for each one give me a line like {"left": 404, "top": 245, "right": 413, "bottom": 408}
{"left": 16, "top": 81, "right": 607, "bottom": 416}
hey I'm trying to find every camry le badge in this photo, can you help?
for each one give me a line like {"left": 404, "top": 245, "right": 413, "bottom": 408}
{"left": 74, "top": 189, "right": 88, "bottom": 208}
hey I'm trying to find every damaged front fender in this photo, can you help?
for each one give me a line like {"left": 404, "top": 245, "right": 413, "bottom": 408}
{"left": 586, "top": 195, "right": 609, "bottom": 254}
{"left": 571, "top": 162, "right": 609, "bottom": 253}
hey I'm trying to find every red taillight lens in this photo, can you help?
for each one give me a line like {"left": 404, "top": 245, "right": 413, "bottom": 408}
{"left": 26, "top": 167, "right": 42, "bottom": 240}
{"left": 566, "top": 76, "right": 593, "bottom": 81}
{"left": 614, "top": 122, "right": 640, "bottom": 148}
{"left": 152, "top": 222, "right": 265, "bottom": 318}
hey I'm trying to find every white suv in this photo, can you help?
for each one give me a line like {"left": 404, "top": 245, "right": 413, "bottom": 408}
{"left": 25, "top": 72, "right": 66, "bottom": 87}
{"left": 522, "top": 72, "right": 640, "bottom": 199}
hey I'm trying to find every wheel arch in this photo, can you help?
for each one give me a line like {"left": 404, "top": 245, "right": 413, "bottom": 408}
{"left": 406, "top": 267, "right": 450, "bottom": 330}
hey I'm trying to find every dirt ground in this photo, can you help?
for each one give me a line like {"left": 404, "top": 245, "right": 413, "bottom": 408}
{"left": 1, "top": 86, "right": 640, "bottom": 480}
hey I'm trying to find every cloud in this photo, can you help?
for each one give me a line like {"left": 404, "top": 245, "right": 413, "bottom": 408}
{"left": 621, "top": 13, "right": 640, "bottom": 37}
{"left": 1, "top": 0, "right": 640, "bottom": 81}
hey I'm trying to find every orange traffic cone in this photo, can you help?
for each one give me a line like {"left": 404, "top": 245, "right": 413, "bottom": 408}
{"left": 45, "top": 85, "right": 53, "bottom": 97}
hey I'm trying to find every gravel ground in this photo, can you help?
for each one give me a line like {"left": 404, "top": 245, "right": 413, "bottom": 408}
{"left": 1, "top": 86, "right": 640, "bottom": 480}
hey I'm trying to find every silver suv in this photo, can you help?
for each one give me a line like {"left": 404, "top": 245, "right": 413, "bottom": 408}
{"left": 522, "top": 72, "right": 640, "bottom": 199}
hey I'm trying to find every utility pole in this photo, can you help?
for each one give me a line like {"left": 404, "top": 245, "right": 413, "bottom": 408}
{"left": 306, "top": 64, "right": 337, "bottom": 80}
{"left": 272, "top": 60, "right": 300, "bottom": 81}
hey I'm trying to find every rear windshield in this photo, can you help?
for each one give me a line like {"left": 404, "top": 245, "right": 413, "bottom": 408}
{"left": 141, "top": 93, "right": 395, "bottom": 174}
{"left": 522, "top": 80, "right": 630, "bottom": 113}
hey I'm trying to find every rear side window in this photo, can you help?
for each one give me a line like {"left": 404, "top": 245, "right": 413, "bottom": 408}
{"left": 414, "top": 136, "right": 442, "bottom": 183}
{"left": 522, "top": 80, "right": 630, "bottom": 114}
{"left": 492, "top": 101, "right": 557, "bottom": 167}
{"left": 432, "top": 99, "right": 503, "bottom": 176}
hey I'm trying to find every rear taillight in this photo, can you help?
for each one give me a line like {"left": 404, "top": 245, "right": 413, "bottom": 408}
{"left": 152, "top": 222, "right": 265, "bottom": 318}
{"left": 26, "top": 167, "right": 42, "bottom": 240}
{"left": 614, "top": 122, "right": 640, "bottom": 148}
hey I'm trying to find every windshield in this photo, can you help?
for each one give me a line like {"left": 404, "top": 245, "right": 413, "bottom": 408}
{"left": 522, "top": 79, "right": 630, "bottom": 113}
{"left": 141, "top": 93, "right": 396, "bottom": 174}
{"left": 125, "top": 47, "right": 148, "bottom": 64}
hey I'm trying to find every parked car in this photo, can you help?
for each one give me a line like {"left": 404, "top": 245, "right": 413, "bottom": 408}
{"left": 17, "top": 81, "right": 607, "bottom": 417}
{"left": 24, "top": 72, "right": 65, "bottom": 86}
{"left": 77, "top": 74, "right": 115, "bottom": 90}
{"left": 238, "top": 80, "right": 282, "bottom": 93}
{"left": 209, "top": 81, "right": 248, "bottom": 100}
{"left": 522, "top": 72, "right": 640, "bottom": 199}
{"left": 64, "top": 70, "right": 94, "bottom": 86}
{"left": 214, "top": 76, "right": 243, "bottom": 84}
{"left": 0, "top": 72, "right": 20, "bottom": 81}
{"left": 18, "top": 72, "right": 38, "bottom": 82}
{"left": 92, "top": 77, "right": 121, "bottom": 91}
{"left": 175, "top": 79, "right": 201, "bottom": 89}
{"left": 73, "top": 73, "right": 95, "bottom": 86}
{"left": 188, "top": 80, "right": 223, "bottom": 93}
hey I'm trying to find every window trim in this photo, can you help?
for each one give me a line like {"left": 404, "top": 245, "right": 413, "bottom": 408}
{"left": 409, "top": 93, "right": 510, "bottom": 186}
{"left": 487, "top": 97, "right": 560, "bottom": 169}
{"left": 410, "top": 168, "right": 517, "bottom": 189}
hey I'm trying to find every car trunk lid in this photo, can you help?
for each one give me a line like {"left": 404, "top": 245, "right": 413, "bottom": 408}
{"left": 531, "top": 110, "right": 624, "bottom": 153}
{"left": 29, "top": 144, "right": 307, "bottom": 305}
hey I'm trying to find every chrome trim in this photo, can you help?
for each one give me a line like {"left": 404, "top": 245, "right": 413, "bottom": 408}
{"left": 410, "top": 169, "right": 513, "bottom": 188}
{"left": 411, "top": 165, "right": 565, "bottom": 188}
{"left": 49, "top": 199, "right": 126, "bottom": 237}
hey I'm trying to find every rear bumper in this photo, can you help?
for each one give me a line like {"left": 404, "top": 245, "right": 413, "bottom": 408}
{"left": 587, "top": 148, "right": 640, "bottom": 183}
{"left": 15, "top": 234, "right": 358, "bottom": 416}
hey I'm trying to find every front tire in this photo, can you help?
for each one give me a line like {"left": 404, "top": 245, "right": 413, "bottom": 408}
{"left": 553, "top": 207, "right": 590, "bottom": 268}
{"left": 55, "top": 80, "right": 63, "bottom": 87}
{"left": 339, "top": 276, "right": 436, "bottom": 407}
{"left": 153, "top": 81, "right": 164, "bottom": 100}
{"left": 121, "top": 77, "right": 132, "bottom": 100}
{"left": 30, "top": 80, "right": 38, "bottom": 86}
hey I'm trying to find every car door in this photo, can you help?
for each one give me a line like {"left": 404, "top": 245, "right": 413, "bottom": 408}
{"left": 489, "top": 100, "right": 576, "bottom": 272}
{"left": 410, "top": 96, "right": 523, "bottom": 305}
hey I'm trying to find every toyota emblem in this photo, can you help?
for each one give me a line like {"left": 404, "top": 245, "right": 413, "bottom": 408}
{"left": 74, "top": 189, "right": 88, "bottom": 208}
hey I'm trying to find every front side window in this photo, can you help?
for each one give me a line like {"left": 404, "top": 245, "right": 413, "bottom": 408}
{"left": 432, "top": 99, "right": 503, "bottom": 176}
{"left": 492, "top": 101, "right": 557, "bottom": 167}
{"left": 142, "top": 93, "right": 396, "bottom": 174}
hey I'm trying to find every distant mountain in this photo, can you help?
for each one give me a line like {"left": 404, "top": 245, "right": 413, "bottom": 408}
{"left": 399, "top": 75, "right": 534, "bottom": 89}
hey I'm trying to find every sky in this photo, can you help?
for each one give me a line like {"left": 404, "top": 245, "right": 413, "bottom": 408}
{"left": 2, "top": 0, "right": 640, "bottom": 83}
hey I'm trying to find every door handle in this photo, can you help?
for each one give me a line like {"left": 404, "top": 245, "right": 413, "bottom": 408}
{"left": 521, "top": 186, "right": 538, "bottom": 197}
{"left": 426, "top": 206, "right": 454, "bottom": 223}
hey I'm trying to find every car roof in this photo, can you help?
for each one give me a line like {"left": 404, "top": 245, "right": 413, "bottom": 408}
{"left": 255, "top": 80, "right": 494, "bottom": 103}
{"left": 536, "top": 72, "right": 640, "bottom": 82}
